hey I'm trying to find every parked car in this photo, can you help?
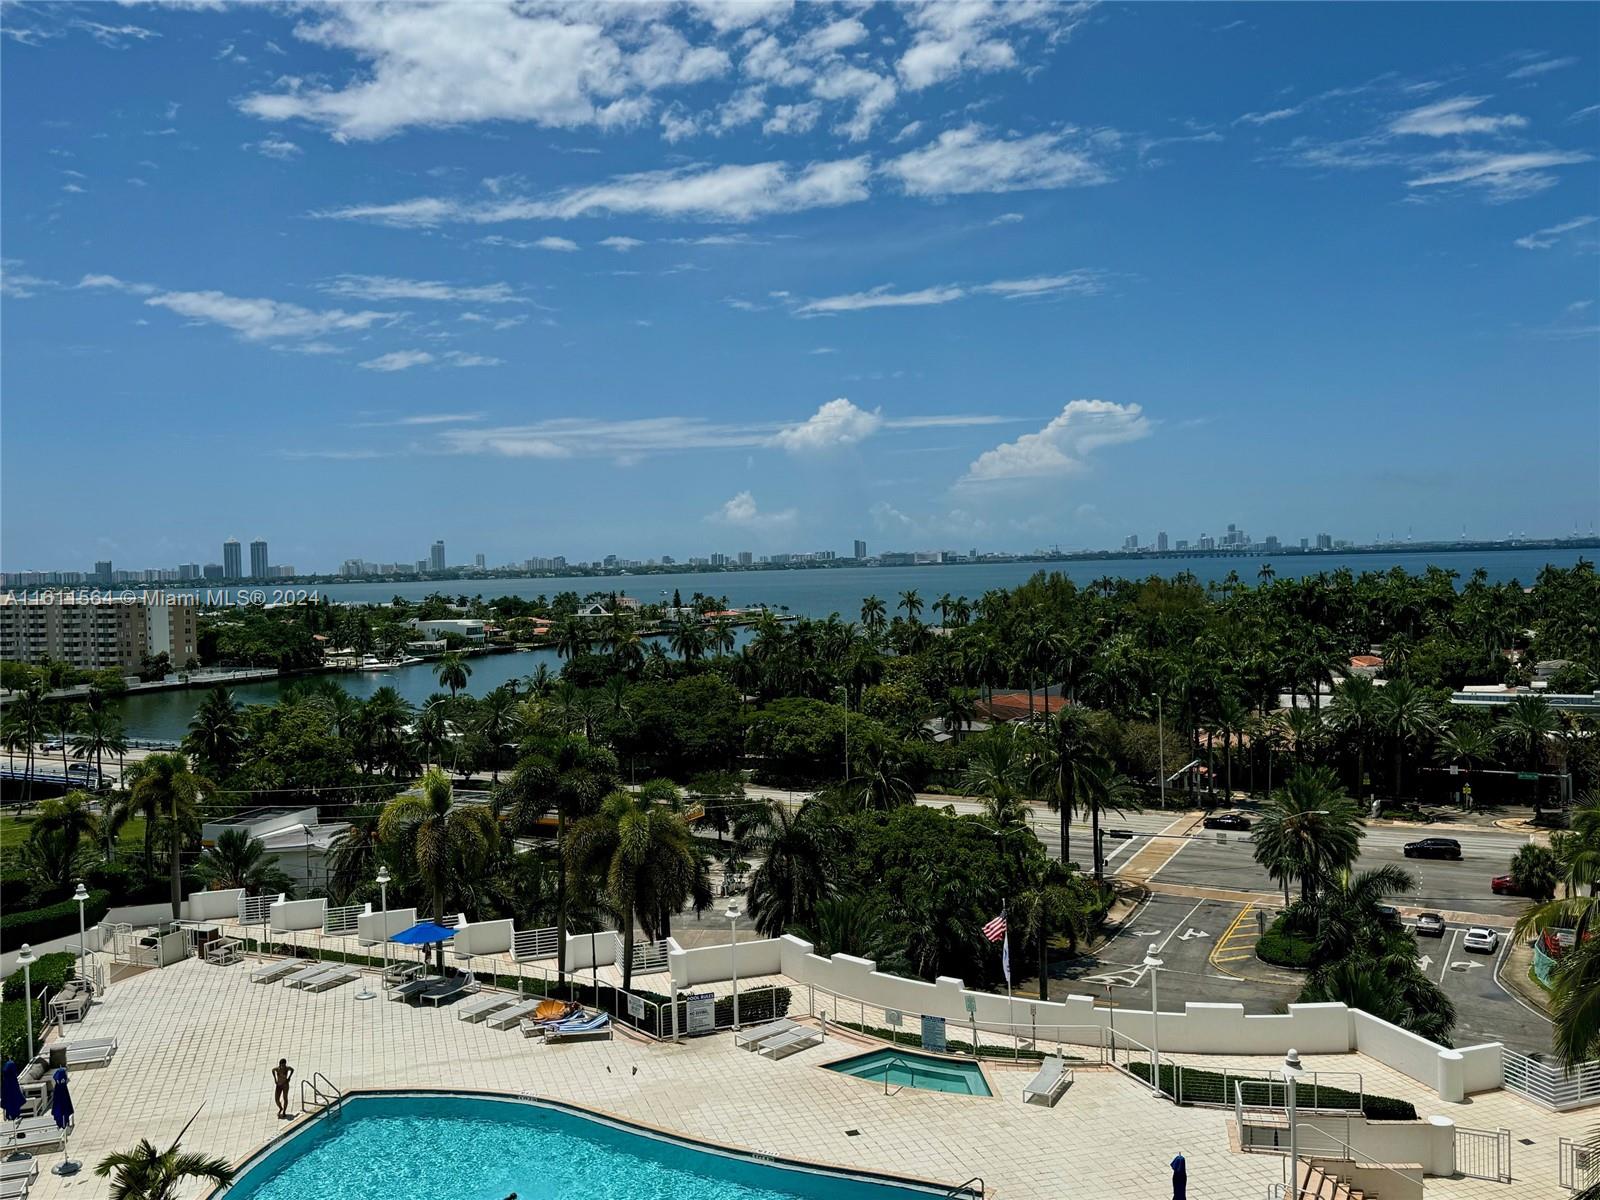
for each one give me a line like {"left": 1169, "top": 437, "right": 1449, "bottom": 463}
{"left": 1463, "top": 928, "right": 1500, "bottom": 954}
{"left": 1376, "top": 904, "right": 1403, "bottom": 928}
{"left": 1203, "top": 812, "right": 1252, "bottom": 831}
{"left": 1403, "top": 837, "right": 1462, "bottom": 860}
{"left": 1490, "top": 873, "right": 1530, "bottom": 896}
{"left": 1415, "top": 913, "right": 1446, "bottom": 938}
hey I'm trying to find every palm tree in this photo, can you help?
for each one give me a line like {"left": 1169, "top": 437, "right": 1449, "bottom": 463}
{"left": 125, "top": 752, "right": 214, "bottom": 918}
{"left": 898, "top": 589, "right": 923, "bottom": 623}
{"left": 745, "top": 798, "right": 834, "bottom": 936}
{"left": 860, "top": 596, "right": 887, "bottom": 638}
{"left": 379, "top": 767, "right": 499, "bottom": 972}
{"left": 1032, "top": 707, "right": 1108, "bottom": 871}
{"left": 1328, "top": 673, "right": 1382, "bottom": 798}
{"left": 669, "top": 614, "right": 705, "bottom": 662}
{"left": 565, "top": 788, "right": 704, "bottom": 992}
{"left": 1013, "top": 858, "right": 1090, "bottom": 1001}
{"left": 1507, "top": 843, "right": 1561, "bottom": 901}
{"left": 1515, "top": 887, "right": 1600, "bottom": 1066}
{"left": 554, "top": 615, "right": 591, "bottom": 662}
{"left": 1251, "top": 766, "right": 1364, "bottom": 902}
{"left": 962, "top": 728, "right": 1032, "bottom": 831}
{"left": 95, "top": 1133, "right": 234, "bottom": 1200}
{"left": 435, "top": 651, "right": 471, "bottom": 698}
{"left": 33, "top": 790, "right": 100, "bottom": 858}
{"left": 1498, "top": 694, "right": 1559, "bottom": 803}
{"left": 707, "top": 616, "right": 737, "bottom": 656}
{"left": 1376, "top": 677, "right": 1438, "bottom": 803}
{"left": 1258, "top": 563, "right": 1276, "bottom": 585}
{"left": 326, "top": 804, "right": 385, "bottom": 904}
{"left": 474, "top": 686, "right": 521, "bottom": 783}
{"left": 494, "top": 738, "right": 620, "bottom": 980}
{"left": 183, "top": 688, "right": 244, "bottom": 778}
{"left": 793, "top": 893, "right": 884, "bottom": 960}
{"left": 1085, "top": 764, "right": 1142, "bottom": 881}
{"left": 413, "top": 699, "right": 450, "bottom": 768}
{"left": 1, "top": 682, "right": 49, "bottom": 805}
{"left": 71, "top": 706, "right": 126, "bottom": 797}
{"left": 363, "top": 687, "right": 414, "bottom": 777}
{"left": 194, "top": 828, "right": 294, "bottom": 895}
{"left": 845, "top": 740, "right": 913, "bottom": 809}
{"left": 53, "top": 702, "right": 78, "bottom": 782}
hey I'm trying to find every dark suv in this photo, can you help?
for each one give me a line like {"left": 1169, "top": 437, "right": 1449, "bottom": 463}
{"left": 1403, "top": 837, "right": 1462, "bottom": 860}
{"left": 1203, "top": 812, "right": 1252, "bottom": 831}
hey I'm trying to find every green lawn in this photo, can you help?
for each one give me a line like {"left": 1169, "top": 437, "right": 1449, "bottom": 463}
{"left": 1, "top": 811, "right": 146, "bottom": 862}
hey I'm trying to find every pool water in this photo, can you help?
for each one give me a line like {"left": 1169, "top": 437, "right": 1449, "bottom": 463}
{"left": 824, "top": 1050, "right": 992, "bottom": 1097}
{"left": 223, "top": 1093, "right": 948, "bottom": 1200}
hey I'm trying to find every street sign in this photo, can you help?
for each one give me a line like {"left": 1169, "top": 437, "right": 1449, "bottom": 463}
{"left": 1517, "top": 772, "right": 1539, "bottom": 782}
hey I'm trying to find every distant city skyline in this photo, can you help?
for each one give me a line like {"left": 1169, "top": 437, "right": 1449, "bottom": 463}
{"left": 2, "top": 4, "right": 1596, "bottom": 571}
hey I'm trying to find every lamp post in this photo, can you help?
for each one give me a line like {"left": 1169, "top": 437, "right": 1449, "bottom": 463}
{"left": 377, "top": 867, "right": 391, "bottom": 981}
{"left": 73, "top": 882, "right": 89, "bottom": 980}
{"left": 1143, "top": 943, "right": 1164, "bottom": 1095}
{"left": 1283, "top": 1048, "right": 1305, "bottom": 1197}
{"left": 1152, "top": 693, "right": 1166, "bottom": 808}
{"left": 726, "top": 902, "right": 741, "bottom": 1031}
{"left": 17, "top": 944, "right": 35, "bottom": 1061}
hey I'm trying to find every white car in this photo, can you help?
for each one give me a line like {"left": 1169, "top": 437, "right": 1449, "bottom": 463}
{"left": 1463, "top": 928, "right": 1500, "bottom": 954}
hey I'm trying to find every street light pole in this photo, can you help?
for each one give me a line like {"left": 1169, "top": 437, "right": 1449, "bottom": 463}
{"left": 1153, "top": 693, "right": 1166, "bottom": 808}
{"left": 838, "top": 685, "right": 849, "bottom": 784}
{"left": 73, "top": 882, "right": 89, "bottom": 980}
{"left": 18, "top": 944, "right": 35, "bottom": 1061}
{"left": 727, "top": 902, "right": 741, "bottom": 1031}
{"left": 377, "top": 867, "right": 391, "bottom": 982}
{"left": 1143, "top": 943, "right": 1164, "bottom": 1095}
{"left": 1283, "top": 1048, "right": 1304, "bottom": 1198}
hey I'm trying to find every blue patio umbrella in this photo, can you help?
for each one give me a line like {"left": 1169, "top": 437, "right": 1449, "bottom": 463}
{"left": 388, "top": 921, "right": 456, "bottom": 945}
{"left": 1, "top": 1060, "right": 23, "bottom": 1121}
{"left": 50, "top": 1069, "right": 73, "bottom": 1130}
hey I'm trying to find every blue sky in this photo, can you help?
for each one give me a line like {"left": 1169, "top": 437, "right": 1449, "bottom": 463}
{"left": 3, "top": 1, "right": 1597, "bottom": 573}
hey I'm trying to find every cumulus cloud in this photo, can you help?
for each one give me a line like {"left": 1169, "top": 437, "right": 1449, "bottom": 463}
{"left": 316, "top": 156, "right": 871, "bottom": 225}
{"left": 359, "top": 349, "right": 435, "bottom": 372}
{"left": 600, "top": 235, "right": 645, "bottom": 251}
{"left": 960, "top": 399, "right": 1152, "bottom": 484}
{"left": 146, "top": 289, "right": 393, "bottom": 342}
{"left": 885, "top": 125, "right": 1110, "bottom": 196}
{"left": 896, "top": 0, "right": 1083, "bottom": 91}
{"left": 708, "top": 490, "right": 797, "bottom": 528}
{"left": 246, "top": 136, "right": 302, "bottom": 160}
{"left": 535, "top": 235, "right": 579, "bottom": 252}
{"left": 322, "top": 274, "right": 522, "bottom": 304}
{"left": 770, "top": 398, "right": 883, "bottom": 452}
{"left": 1389, "top": 96, "right": 1527, "bottom": 137}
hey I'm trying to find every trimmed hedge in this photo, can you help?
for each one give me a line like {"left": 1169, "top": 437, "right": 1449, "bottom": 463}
{"left": 1, "top": 951, "right": 77, "bottom": 1002}
{"left": 0, "top": 889, "right": 110, "bottom": 952}
{"left": 1126, "top": 1061, "right": 1417, "bottom": 1120}
{"left": 1256, "top": 923, "right": 1316, "bottom": 970}
{"left": 0, "top": 998, "right": 37, "bottom": 1067}
{"left": 830, "top": 1017, "right": 1051, "bottom": 1061}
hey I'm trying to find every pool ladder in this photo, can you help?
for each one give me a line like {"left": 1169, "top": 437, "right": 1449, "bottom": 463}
{"left": 882, "top": 1054, "right": 918, "bottom": 1097}
{"left": 945, "top": 1177, "right": 984, "bottom": 1198}
{"left": 301, "top": 1072, "right": 343, "bottom": 1117}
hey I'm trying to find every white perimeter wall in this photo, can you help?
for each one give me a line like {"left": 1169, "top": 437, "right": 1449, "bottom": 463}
{"left": 357, "top": 908, "right": 417, "bottom": 945}
{"left": 670, "top": 937, "right": 783, "bottom": 987}
{"left": 565, "top": 930, "right": 619, "bottom": 971}
{"left": 185, "top": 890, "right": 244, "bottom": 921}
{"left": 452, "top": 919, "right": 514, "bottom": 958}
{"left": 269, "top": 898, "right": 326, "bottom": 933}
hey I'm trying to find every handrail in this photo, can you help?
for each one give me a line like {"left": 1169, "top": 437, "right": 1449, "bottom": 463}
{"left": 882, "top": 1054, "right": 917, "bottom": 1097}
{"left": 301, "top": 1071, "right": 342, "bottom": 1116}
{"left": 944, "top": 1176, "right": 984, "bottom": 1198}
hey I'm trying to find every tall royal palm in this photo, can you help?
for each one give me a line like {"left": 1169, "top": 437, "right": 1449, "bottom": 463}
{"left": 380, "top": 766, "right": 499, "bottom": 973}
{"left": 897, "top": 589, "right": 923, "bottom": 624}
{"left": 435, "top": 651, "right": 471, "bottom": 698}
{"left": 494, "top": 737, "right": 620, "bottom": 981}
{"left": 860, "top": 595, "right": 887, "bottom": 640}
{"left": 71, "top": 706, "right": 127, "bottom": 799}
{"left": 565, "top": 788, "right": 704, "bottom": 993}
{"left": 1376, "top": 677, "right": 1438, "bottom": 803}
{"left": 126, "top": 751, "right": 214, "bottom": 918}
{"left": 475, "top": 686, "right": 521, "bottom": 783}
{"left": 1497, "top": 693, "right": 1559, "bottom": 798}
{"left": 1251, "top": 766, "right": 1364, "bottom": 902}
{"left": 1032, "top": 707, "right": 1108, "bottom": 872}
{"left": 1327, "top": 673, "right": 1382, "bottom": 797}
{"left": 1, "top": 682, "right": 49, "bottom": 805}
{"left": 184, "top": 688, "right": 245, "bottom": 778}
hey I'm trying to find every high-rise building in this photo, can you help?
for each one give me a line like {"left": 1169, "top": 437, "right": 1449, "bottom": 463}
{"left": 1156, "top": 532, "right": 1169, "bottom": 552}
{"left": 1316, "top": 532, "right": 1333, "bottom": 550}
{"left": 853, "top": 540, "right": 867, "bottom": 560}
{"left": 249, "top": 539, "right": 269, "bottom": 579}
{"left": 474, "top": 553, "right": 486, "bottom": 569}
{"left": 430, "top": 540, "right": 446, "bottom": 572}
{"left": 1122, "top": 533, "right": 1140, "bottom": 552}
{"left": 1300, "top": 537, "right": 1309, "bottom": 550}
{"left": 0, "top": 593, "right": 193, "bottom": 671}
{"left": 94, "top": 560, "right": 113, "bottom": 583}
{"left": 738, "top": 551, "right": 753, "bottom": 566}
{"left": 222, "top": 539, "right": 242, "bottom": 579}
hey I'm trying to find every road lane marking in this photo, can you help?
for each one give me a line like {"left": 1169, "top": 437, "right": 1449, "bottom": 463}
{"left": 1437, "top": 929, "right": 1461, "bottom": 983}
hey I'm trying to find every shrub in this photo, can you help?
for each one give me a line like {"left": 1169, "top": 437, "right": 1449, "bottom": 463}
{"left": 0, "top": 998, "right": 37, "bottom": 1066}
{"left": 0, "top": 889, "right": 110, "bottom": 952}
{"left": 1257, "top": 921, "right": 1316, "bottom": 970}
{"left": 1, "top": 951, "right": 77, "bottom": 1001}
{"left": 1125, "top": 1061, "right": 1416, "bottom": 1120}
{"left": 0, "top": 871, "right": 32, "bottom": 910}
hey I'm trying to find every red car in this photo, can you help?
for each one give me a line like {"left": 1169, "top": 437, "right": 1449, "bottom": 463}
{"left": 1491, "top": 873, "right": 1526, "bottom": 896}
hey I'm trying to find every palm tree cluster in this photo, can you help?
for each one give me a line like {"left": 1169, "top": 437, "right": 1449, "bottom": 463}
{"left": 1514, "top": 793, "right": 1600, "bottom": 1067}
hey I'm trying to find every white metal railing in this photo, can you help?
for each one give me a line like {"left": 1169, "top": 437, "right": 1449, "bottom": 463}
{"left": 102, "top": 922, "right": 135, "bottom": 963}
{"left": 1503, "top": 1047, "right": 1600, "bottom": 1110}
{"left": 1559, "top": 1137, "right": 1599, "bottom": 1191}
{"left": 628, "top": 937, "right": 671, "bottom": 976}
{"left": 323, "top": 904, "right": 364, "bottom": 936}
{"left": 513, "top": 927, "right": 559, "bottom": 961}
{"left": 237, "top": 893, "right": 276, "bottom": 925}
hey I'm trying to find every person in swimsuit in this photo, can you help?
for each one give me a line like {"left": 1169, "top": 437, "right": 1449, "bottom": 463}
{"left": 272, "top": 1059, "right": 294, "bottom": 1118}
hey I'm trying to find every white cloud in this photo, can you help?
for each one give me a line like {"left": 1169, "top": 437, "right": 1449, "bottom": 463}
{"left": 895, "top": 0, "right": 1079, "bottom": 91}
{"left": 811, "top": 63, "right": 897, "bottom": 140}
{"left": 322, "top": 274, "right": 522, "bottom": 304}
{"left": 1389, "top": 96, "right": 1527, "bottom": 137}
{"left": 442, "top": 350, "right": 502, "bottom": 367}
{"left": 886, "top": 125, "right": 1109, "bottom": 196}
{"left": 535, "top": 235, "right": 579, "bottom": 252}
{"left": 1, "top": 260, "right": 56, "bottom": 299}
{"left": 1508, "top": 56, "right": 1577, "bottom": 80}
{"left": 990, "top": 211, "right": 1024, "bottom": 224}
{"left": 238, "top": 4, "right": 739, "bottom": 141}
{"left": 316, "top": 156, "right": 871, "bottom": 225}
{"left": 247, "top": 136, "right": 301, "bottom": 160}
{"left": 1514, "top": 214, "right": 1597, "bottom": 249}
{"left": 122, "top": 284, "right": 395, "bottom": 342}
{"left": 763, "top": 101, "right": 820, "bottom": 136}
{"left": 1236, "top": 105, "right": 1305, "bottom": 126}
{"left": 961, "top": 399, "right": 1152, "bottom": 484}
{"left": 1407, "top": 150, "right": 1591, "bottom": 199}
{"left": 359, "top": 412, "right": 483, "bottom": 427}
{"left": 796, "top": 284, "right": 967, "bottom": 315}
{"left": 600, "top": 235, "right": 645, "bottom": 251}
{"left": 359, "top": 350, "right": 435, "bottom": 372}
{"left": 805, "top": 18, "right": 867, "bottom": 56}
{"left": 770, "top": 398, "right": 883, "bottom": 453}
{"left": 691, "top": 1, "right": 793, "bottom": 36}
{"left": 708, "top": 490, "right": 796, "bottom": 528}
{"left": 975, "top": 273, "right": 1104, "bottom": 299}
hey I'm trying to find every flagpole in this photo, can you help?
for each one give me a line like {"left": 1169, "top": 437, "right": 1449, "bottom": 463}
{"left": 1002, "top": 899, "right": 1014, "bottom": 1043}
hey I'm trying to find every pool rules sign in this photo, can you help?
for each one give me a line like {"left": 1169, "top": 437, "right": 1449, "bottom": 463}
{"left": 685, "top": 992, "right": 715, "bottom": 1035}
{"left": 920, "top": 1015, "right": 947, "bottom": 1053}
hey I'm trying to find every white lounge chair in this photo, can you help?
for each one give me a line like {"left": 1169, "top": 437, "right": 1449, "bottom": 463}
{"left": 420, "top": 972, "right": 475, "bottom": 1007}
{"left": 1, "top": 1175, "right": 30, "bottom": 1200}
{"left": 303, "top": 966, "right": 360, "bottom": 993}
{"left": 44, "top": 1037, "right": 118, "bottom": 1068}
{"left": 383, "top": 961, "right": 423, "bottom": 988}
{"left": 733, "top": 1019, "right": 798, "bottom": 1051}
{"left": 251, "top": 959, "right": 300, "bottom": 984}
{"left": 387, "top": 975, "right": 442, "bottom": 1003}
{"left": 757, "top": 1027, "right": 822, "bottom": 1060}
{"left": 1022, "top": 1054, "right": 1072, "bottom": 1106}
{"left": 281, "top": 963, "right": 330, "bottom": 988}
{"left": 485, "top": 998, "right": 546, "bottom": 1029}
{"left": 457, "top": 994, "right": 513, "bottom": 1023}
{"left": 0, "top": 1156, "right": 38, "bottom": 1185}
{"left": 0, "top": 1118, "right": 65, "bottom": 1154}
{"left": 541, "top": 1012, "right": 612, "bottom": 1043}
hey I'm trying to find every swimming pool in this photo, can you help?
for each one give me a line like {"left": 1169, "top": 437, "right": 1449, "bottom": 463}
{"left": 221, "top": 1092, "right": 962, "bottom": 1200}
{"left": 824, "top": 1049, "right": 992, "bottom": 1097}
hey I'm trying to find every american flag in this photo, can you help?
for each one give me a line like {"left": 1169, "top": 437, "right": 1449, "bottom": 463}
{"left": 983, "top": 914, "right": 1007, "bottom": 943}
